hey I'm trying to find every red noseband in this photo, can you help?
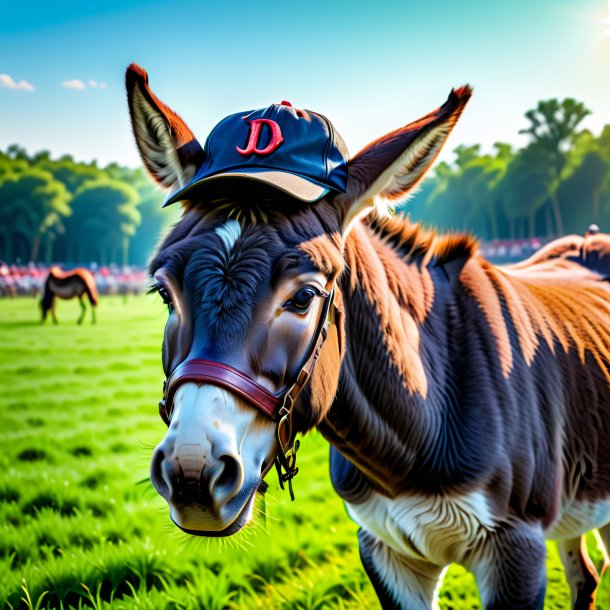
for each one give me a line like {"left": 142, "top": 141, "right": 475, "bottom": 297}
{"left": 163, "top": 359, "right": 281, "bottom": 420}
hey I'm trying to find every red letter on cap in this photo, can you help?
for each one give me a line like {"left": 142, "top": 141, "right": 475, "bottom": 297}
{"left": 237, "top": 119, "right": 284, "bottom": 156}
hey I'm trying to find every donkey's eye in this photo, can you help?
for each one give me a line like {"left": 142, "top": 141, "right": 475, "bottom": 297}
{"left": 283, "top": 286, "right": 321, "bottom": 312}
{"left": 157, "top": 285, "right": 174, "bottom": 312}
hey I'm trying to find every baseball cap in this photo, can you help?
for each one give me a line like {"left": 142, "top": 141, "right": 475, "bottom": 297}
{"left": 164, "top": 101, "right": 349, "bottom": 206}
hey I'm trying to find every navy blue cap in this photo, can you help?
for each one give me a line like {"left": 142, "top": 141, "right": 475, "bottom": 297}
{"left": 164, "top": 101, "right": 349, "bottom": 206}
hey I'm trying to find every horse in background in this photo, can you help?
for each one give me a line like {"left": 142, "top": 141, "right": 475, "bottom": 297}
{"left": 41, "top": 266, "right": 98, "bottom": 324}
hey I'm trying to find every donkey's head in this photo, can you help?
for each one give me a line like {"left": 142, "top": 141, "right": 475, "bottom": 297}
{"left": 126, "top": 64, "right": 470, "bottom": 536}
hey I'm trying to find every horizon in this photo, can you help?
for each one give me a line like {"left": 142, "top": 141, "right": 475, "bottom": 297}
{"left": 1, "top": 0, "right": 609, "bottom": 170}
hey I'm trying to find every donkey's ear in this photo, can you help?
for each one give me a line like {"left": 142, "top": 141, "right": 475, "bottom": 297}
{"left": 125, "top": 63, "right": 205, "bottom": 191}
{"left": 336, "top": 86, "right": 472, "bottom": 234}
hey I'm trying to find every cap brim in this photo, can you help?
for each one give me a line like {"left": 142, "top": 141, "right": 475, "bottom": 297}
{"left": 163, "top": 170, "right": 329, "bottom": 207}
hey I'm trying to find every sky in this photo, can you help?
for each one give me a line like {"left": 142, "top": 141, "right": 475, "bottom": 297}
{"left": 1, "top": 0, "right": 609, "bottom": 169}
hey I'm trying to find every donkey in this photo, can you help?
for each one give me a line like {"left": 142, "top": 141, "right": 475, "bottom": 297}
{"left": 126, "top": 63, "right": 610, "bottom": 610}
{"left": 41, "top": 266, "right": 98, "bottom": 324}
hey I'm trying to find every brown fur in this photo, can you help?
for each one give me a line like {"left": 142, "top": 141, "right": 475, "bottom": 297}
{"left": 49, "top": 266, "right": 98, "bottom": 305}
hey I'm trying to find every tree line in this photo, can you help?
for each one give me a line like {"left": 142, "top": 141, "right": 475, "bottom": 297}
{"left": 1, "top": 97, "right": 609, "bottom": 267}
{"left": 398, "top": 98, "right": 610, "bottom": 240}
{"left": 0, "top": 146, "right": 173, "bottom": 267}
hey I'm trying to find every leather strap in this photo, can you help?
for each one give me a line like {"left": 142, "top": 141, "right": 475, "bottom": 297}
{"left": 164, "top": 359, "right": 281, "bottom": 420}
{"left": 161, "top": 289, "right": 336, "bottom": 425}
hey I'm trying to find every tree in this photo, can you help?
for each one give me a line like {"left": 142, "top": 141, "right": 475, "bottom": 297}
{"left": 496, "top": 146, "right": 555, "bottom": 238}
{"left": 519, "top": 98, "right": 591, "bottom": 234}
{"left": 126, "top": 170, "right": 173, "bottom": 267}
{"left": 465, "top": 152, "right": 511, "bottom": 240}
{"left": 41, "top": 158, "right": 101, "bottom": 194}
{"left": 0, "top": 169, "right": 71, "bottom": 261}
{"left": 404, "top": 143, "right": 514, "bottom": 240}
{"left": 6, "top": 144, "right": 29, "bottom": 161}
{"left": 557, "top": 142, "right": 609, "bottom": 232}
{"left": 65, "top": 179, "right": 140, "bottom": 264}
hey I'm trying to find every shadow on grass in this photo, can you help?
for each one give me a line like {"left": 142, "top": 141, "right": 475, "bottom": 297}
{"left": 0, "top": 320, "right": 43, "bottom": 328}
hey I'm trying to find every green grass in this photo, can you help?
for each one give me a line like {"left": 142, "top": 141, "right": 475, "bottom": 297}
{"left": 0, "top": 295, "right": 608, "bottom": 609}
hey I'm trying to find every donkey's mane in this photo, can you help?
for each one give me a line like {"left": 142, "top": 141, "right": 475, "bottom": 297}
{"left": 151, "top": 202, "right": 480, "bottom": 291}
{"left": 369, "top": 214, "right": 479, "bottom": 267}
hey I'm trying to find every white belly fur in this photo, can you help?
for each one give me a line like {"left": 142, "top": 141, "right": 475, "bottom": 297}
{"left": 348, "top": 491, "right": 610, "bottom": 567}
{"left": 347, "top": 490, "right": 495, "bottom": 567}
{"left": 546, "top": 497, "right": 610, "bottom": 540}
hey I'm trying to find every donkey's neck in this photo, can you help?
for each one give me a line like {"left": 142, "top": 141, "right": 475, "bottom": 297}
{"left": 320, "top": 219, "right": 489, "bottom": 499}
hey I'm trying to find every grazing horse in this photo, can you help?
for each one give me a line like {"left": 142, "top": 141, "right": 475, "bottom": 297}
{"left": 126, "top": 63, "right": 610, "bottom": 610}
{"left": 41, "top": 266, "right": 98, "bottom": 324}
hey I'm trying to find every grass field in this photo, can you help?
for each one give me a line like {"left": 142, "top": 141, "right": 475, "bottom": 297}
{"left": 0, "top": 295, "right": 609, "bottom": 609}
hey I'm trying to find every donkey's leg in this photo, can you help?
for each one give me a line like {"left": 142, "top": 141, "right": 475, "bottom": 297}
{"left": 474, "top": 524, "right": 547, "bottom": 610}
{"left": 91, "top": 305, "right": 96, "bottom": 325}
{"left": 558, "top": 536, "right": 599, "bottom": 610}
{"left": 77, "top": 296, "right": 86, "bottom": 325}
{"left": 51, "top": 298, "right": 58, "bottom": 324}
{"left": 358, "top": 528, "right": 444, "bottom": 610}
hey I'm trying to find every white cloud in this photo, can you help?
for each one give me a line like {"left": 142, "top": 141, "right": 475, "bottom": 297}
{"left": 62, "top": 79, "right": 108, "bottom": 90}
{"left": 0, "top": 73, "right": 35, "bottom": 92}
{"left": 62, "top": 79, "right": 86, "bottom": 90}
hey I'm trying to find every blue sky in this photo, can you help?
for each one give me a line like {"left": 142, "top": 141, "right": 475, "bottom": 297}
{"left": 1, "top": 0, "right": 609, "bottom": 167}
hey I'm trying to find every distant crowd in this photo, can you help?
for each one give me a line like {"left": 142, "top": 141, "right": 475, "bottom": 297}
{"left": 478, "top": 237, "right": 547, "bottom": 264}
{"left": 0, "top": 263, "right": 149, "bottom": 298}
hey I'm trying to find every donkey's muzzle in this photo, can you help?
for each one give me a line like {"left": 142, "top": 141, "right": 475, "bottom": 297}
{"left": 151, "top": 437, "right": 245, "bottom": 519}
{"left": 150, "top": 382, "right": 274, "bottom": 534}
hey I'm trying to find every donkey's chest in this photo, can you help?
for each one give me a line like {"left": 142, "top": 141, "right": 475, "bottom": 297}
{"left": 346, "top": 490, "right": 495, "bottom": 566}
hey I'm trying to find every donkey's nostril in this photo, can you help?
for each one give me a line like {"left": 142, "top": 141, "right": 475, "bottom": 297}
{"left": 210, "top": 453, "right": 244, "bottom": 506}
{"left": 216, "top": 455, "right": 238, "bottom": 489}
{"left": 150, "top": 447, "right": 169, "bottom": 499}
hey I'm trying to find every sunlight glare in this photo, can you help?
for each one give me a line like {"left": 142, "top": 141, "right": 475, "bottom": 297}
{"left": 603, "top": 0, "right": 610, "bottom": 37}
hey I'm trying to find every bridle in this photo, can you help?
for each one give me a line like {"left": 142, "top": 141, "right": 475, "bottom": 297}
{"left": 158, "top": 288, "right": 340, "bottom": 500}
